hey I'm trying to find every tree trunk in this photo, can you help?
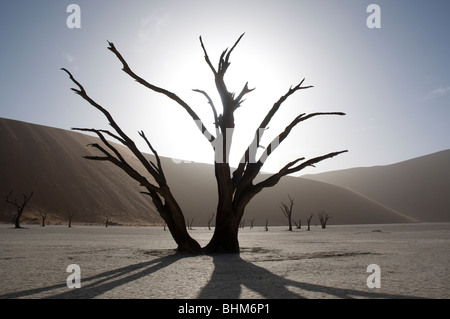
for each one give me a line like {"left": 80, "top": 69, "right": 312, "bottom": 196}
{"left": 164, "top": 213, "right": 201, "bottom": 253}
{"left": 14, "top": 213, "right": 21, "bottom": 229}
{"left": 203, "top": 163, "right": 241, "bottom": 254}
{"left": 158, "top": 193, "right": 202, "bottom": 254}
{"left": 203, "top": 207, "right": 240, "bottom": 254}
{"left": 169, "top": 221, "right": 202, "bottom": 253}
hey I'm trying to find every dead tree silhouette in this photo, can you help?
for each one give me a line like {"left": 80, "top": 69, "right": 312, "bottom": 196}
{"left": 40, "top": 210, "right": 48, "bottom": 227}
{"left": 187, "top": 218, "right": 194, "bottom": 230}
{"left": 307, "top": 214, "right": 314, "bottom": 231}
{"left": 318, "top": 211, "right": 331, "bottom": 229}
{"left": 208, "top": 213, "right": 215, "bottom": 230}
{"left": 62, "top": 34, "right": 347, "bottom": 253}
{"left": 280, "top": 195, "right": 295, "bottom": 231}
{"left": 67, "top": 211, "right": 76, "bottom": 228}
{"left": 5, "top": 190, "right": 33, "bottom": 229}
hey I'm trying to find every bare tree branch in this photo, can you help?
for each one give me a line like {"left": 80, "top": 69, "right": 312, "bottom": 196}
{"left": 85, "top": 143, "right": 118, "bottom": 162}
{"left": 220, "top": 32, "right": 245, "bottom": 75}
{"left": 106, "top": 41, "right": 216, "bottom": 145}
{"left": 75, "top": 128, "right": 127, "bottom": 165}
{"left": 257, "top": 112, "right": 346, "bottom": 164}
{"left": 199, "top": 36, "right": 217, "bottom": 76}
{"left": 234, "top": 82, "right": 255, "bottom": 110}
{"left": 5, "top": 190, "right": 16, "bottom": 207}
{"left": 82, "top": 141, "right": 162, "bottom": 194}
{"left": 199, "top": 33, "right": 247, "bottom": 117}
{"left": 72, "top": 127, "right": 126, "bottom": 145}
{"left": 258, "top": 79, "right": 314, "bottom": 132}
{"left": 285, "top": 150, "right": 348, "bottom": 175}
{"left": 63, "top": 53, "right": 203, "bottom": 253}
{"left": 192, "top": 89, "right": 219, "bottom": 129}
{"left": 254, "top": 150, "right": 348, "bottom": 192}
{"left": 232, "top": 79, "right": 314, "bottom": 186}
{"left": 139, "top": 130, "right": 165, "bottom": 180}
{"left": 63, "top": 68, "right": 166, "bottom": 187}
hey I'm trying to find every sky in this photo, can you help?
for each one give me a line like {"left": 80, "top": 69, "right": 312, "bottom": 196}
{"left": 1, "top": 0, "right": 449, "bottom": 175}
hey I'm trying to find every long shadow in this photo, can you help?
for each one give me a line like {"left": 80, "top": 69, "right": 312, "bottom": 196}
{"left": 0, "top": 252, "right": 183, "bottom": 299}
{"left": 198, "top": 254, "right": 423, "bottom": 299}
{"left": 1, "top": 252, "right": 424, "bottom": 299}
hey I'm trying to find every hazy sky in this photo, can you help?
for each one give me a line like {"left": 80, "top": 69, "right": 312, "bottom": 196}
{"left": 1, "top": 0, "right": 449, "bottom": 175}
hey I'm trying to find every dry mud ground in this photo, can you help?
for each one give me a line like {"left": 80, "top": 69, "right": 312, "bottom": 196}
{"left": 0, "top": 223, "right": 448, "bottom": 299}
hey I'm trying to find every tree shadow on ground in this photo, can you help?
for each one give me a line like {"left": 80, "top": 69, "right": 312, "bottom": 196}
{"left": 198, "top": 254, "right": 422, "bottom": 299}
{"left": 1, "top": 250, "right": 423, "bottom": 299}
{"left": 0, "top": 251, "right": 183, "bottom": 299}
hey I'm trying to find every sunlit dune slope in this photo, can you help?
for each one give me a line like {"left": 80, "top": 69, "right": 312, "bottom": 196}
{"left": 302, "top": 150, "right": 450, "bottom": 222}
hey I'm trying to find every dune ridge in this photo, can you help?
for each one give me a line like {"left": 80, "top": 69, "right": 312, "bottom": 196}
{"left": 302, "top": 149, "right": 450, "bottom": 222}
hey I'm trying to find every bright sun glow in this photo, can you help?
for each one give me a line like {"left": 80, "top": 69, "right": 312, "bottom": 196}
{"left": 128, "top": 33, "right": 333, "bottom": 174}
{"left": 160, "top": 42, "right": 294, "bottom": 169}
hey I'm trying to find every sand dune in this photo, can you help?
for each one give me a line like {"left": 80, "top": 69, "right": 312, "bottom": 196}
{"left": 0, "top": 117, "right": 429, "bottom": 226}
{"left": 0, "top": 117, "right": 159, "bottom": 225}
{"left": 302, "top": 150, "right": 450, "bottom": 222}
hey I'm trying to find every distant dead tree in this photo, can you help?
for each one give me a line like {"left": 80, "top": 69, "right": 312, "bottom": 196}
{"left": 40, "top": 210, "right": 48, "bottom": 227}
{"left": 187, "top": 218, "right": 194, "bottom": 230}
{"left": 105, "top": 217, "right": 110, "bottom": 228}
{"left": 293, "top": 218, "right": 301, "bottom": 229}
{"left": 68, "top": 212, "right": 76, "bottom": 228}
{"left": 62, "top": 34, "right": 346, "bottom": 253}
{"left": 5, "top": 190, "right": 34, "bottom": 229}
{"left": 318, "top": 211, "right": 331, "bottom": 229}
{"left": 239, "top": 218, "right": 246, "bottom": 229}
{"left": 280, "top": 195, "right": 294, "bottom": 231}
{"left": 306, "top": 214, "right": 314, "bottom": 231}
{"left": 250, "top": 218, "right": 255, "bottom": 229}
{"left": 264, "top": 219, "right": 269, "bottom": 231}
{"left": 208, "top": 213, "right": 215, "bottom": 230}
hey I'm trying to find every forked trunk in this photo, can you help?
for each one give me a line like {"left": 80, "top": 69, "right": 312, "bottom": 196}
{"left": 203, "top": 207, "right": 240, "bottom": 254}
